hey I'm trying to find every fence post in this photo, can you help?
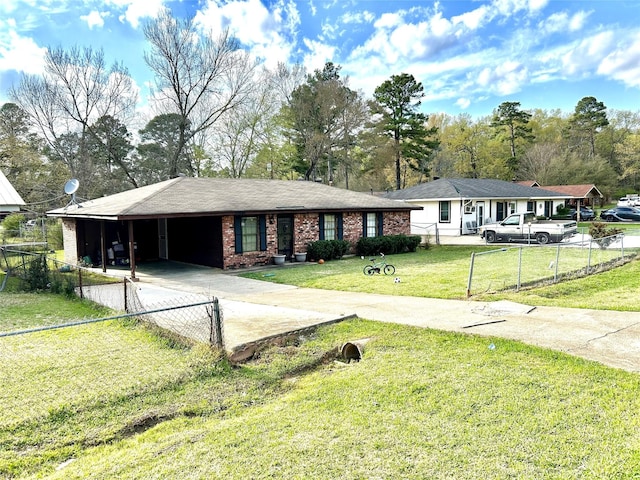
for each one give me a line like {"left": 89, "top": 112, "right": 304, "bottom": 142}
{"left": 516, "top": 247, "right": 523, "bottom": 291}
{"left": 620, "top": 234, "right": 625, "bottom": 262}
{"left": 587, "top": 238, "right": 593, "bottom": 274}
{"left": 208, "top": 298, "right": 223, "bottom": 348}
{"left": 554, "top": 244, "right": 560, "bottom": 282}
{"left": 78, "top": 268, "right": 83, "bottom": 299}
{"left": 466, "top": 252, "right": 476, "bottom": 297}
{"left": 123, "top": 277, "right": 128, "bottom": 312}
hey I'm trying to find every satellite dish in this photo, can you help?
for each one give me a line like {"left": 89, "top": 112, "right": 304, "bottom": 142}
{"left": 64, "top": 178, "right": 79, "bottom": 195}
{"left": 63, "top": 178, "right": 80, "bottom": 208}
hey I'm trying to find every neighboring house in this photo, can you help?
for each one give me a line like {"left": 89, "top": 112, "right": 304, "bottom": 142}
{"left": 384, "top": 178, "right": 571, "bottom": 238}
{"left": 0, "top": 170, "right": 25, "bottom": 219}
{"left": 517, "top": 181, "right": 603, "bottom": 208}
{"left": 537, "top": 184, "right": 603, "bottom": 208}
{"left": 47, "top": 177, "right": 419, "bottom": 274}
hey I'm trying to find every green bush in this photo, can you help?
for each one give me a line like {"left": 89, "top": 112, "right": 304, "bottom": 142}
{"left": 1, "top": 212, "right": 25, "bottom": 238}
{"left": 306, "top": 239, "right": 351, "bottom": 261}
{"left": 46, "top": 219, "right": 64, "bottom": 250}
{"left": 589, "top": 222, "right": 623, "bottom": 249}
{"left": 355, "top": 234, "right": 422, "bottom": 257}
{"left": 25, "top": 254, "right": 50, "bottom": 291}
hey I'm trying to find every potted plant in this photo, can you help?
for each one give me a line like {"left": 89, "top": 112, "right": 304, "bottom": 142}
{"left": 273, "top": 254, "right": 286, "bottom": 265}
{"left": 294, "top": 252, "right": 307, "bottom": 262}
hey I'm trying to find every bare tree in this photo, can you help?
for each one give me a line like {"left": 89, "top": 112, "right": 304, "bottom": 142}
{"left": 209, "top": 68, "right": 280, "bottom": 177}
{"left": 143, "top": 9, "right": 256, "bottom": 178}
{"left": 10, "top": 46, "right": 137, "bottom": 196}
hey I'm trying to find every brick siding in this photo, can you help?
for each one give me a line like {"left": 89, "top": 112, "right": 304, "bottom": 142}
{"left": 62, "top": 218, "right": 78, "bottom": 265}
{"left": 222, "top": 210, "right": 412, "bottom": 269}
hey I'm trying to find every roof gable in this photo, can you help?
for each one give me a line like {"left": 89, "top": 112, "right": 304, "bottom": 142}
{"left": 0, "top": 170, "right": 25, "bottom": 209}
{"left": 383, "top": 178, "right": 570, "bottom": 201}
{"left": 48, "top": 177, "right": 417, "bottom": 219}
{"left": 540, "top": 184, "right": 603, "bottom": 198}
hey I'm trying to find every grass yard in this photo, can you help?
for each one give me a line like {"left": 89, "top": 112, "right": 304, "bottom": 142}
{"left": 3, "top": 317, "right": 640, "bottom": 479}
{"left": 241, "top": 245, "right": 640, "bottom": 311}
{"left": 4, "top": 242, "right": 640, "bottom": 477}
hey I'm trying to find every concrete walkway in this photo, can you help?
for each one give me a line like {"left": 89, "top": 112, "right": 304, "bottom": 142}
{"left": 119, "top": 261, "right": 640, "bottom": 374}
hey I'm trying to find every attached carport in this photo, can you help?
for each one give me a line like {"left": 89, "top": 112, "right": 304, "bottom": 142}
{"left": 67, "top": 215, "right": 224, "bottom": 278}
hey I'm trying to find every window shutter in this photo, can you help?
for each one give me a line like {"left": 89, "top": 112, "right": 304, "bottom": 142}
{"left": 234, "top": 216, "right": 243, "bottom": 254}
{"left": 259, "top": 215, "right": 267, "bottom": 251}
{"left": 362, "top": 212, "right": 367, "bottom": 237}
{"left": 377, "top": 212, "right": 384, "bottom": 236}
{"left": 337, "top": 213, "right": 343, "bottom": 239}
{"left": 318, "top": 214, "right": 325, "bottom": 240}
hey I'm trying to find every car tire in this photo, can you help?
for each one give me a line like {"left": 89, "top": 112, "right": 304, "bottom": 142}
{"left": 485, "top": 231, "right": 496, "bottom": 243}
{"left": 536, "top": 232, "right": 550, "bottom": 244}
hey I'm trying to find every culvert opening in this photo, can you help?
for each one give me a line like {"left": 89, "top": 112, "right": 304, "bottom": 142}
{"left": 340, "top": 339, "right": 370, "bottom": 363}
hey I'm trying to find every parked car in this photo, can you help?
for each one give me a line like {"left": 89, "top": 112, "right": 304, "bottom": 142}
{"left": 478, "top": 211, "right": 577, "bottom": 244}
{"left": 600, "top": 206, "right": 640, "bottom": 222}
{"left": 568, "top": 206, "right": 596, "bottom": 221}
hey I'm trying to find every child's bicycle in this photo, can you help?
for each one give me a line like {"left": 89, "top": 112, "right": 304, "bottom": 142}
{"left": 363, "top": 253, "right": 395, "bottom": 275}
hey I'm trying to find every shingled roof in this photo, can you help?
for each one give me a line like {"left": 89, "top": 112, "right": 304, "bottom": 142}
{"left": 383, "top": 178, "right": 570, "bottom": 201}
{"left": 539, "top": 184, "right": 603, "bottom": 199}
{"left": 48, "top": 177, "right": 417, "bottom": 220}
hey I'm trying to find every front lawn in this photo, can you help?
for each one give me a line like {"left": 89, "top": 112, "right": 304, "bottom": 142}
{"left": 241, "top": 245, "right": 640, "bottom": 311}
{"left": 4, "top": 316, "right": 640, "bottom": 478}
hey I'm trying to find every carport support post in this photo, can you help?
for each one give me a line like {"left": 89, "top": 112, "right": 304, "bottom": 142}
{"left": 100, "top": 221, "right": 107, "bottom": 273}
{"left": 128, "top": 220, "right": 137, "bottom": 281}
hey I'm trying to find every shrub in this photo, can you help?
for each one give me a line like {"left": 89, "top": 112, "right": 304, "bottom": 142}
{"left": 306, "top": 239, "right": 351, "bottom": 261}
{"left": 1, "top": 212, "right": 25, "bottom": 238}
{"left": 46, "top": 219, "right": 64, "bottom": 250}
{"left": 356, "top": 234, "right": 422, "bottom": 257}
{"left": 25, "top": 254, "right": 50, "bottom": 291}
{"left": 589, "top": 222, "right": 623, "bottom": 249}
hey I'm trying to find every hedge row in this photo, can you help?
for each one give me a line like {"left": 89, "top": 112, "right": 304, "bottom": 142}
{"left": 356, "top": 234, "right": 422, "bottom": 257}
{"left": 306, "top": 239, "right": 351, "bottom": 261}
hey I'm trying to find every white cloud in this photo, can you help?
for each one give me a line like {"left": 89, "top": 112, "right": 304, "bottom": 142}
{"left": 568, "top": 10, "right": 590, "bottom": 32}
{"left": 456, "top": 97, "right": 471, "bottom": 109}
{"left": 194, "top": 0, "right": 299, "bottom": 68}
{"left": 477, "top": 61, "right": 528, "bottom": 95}
{"left": 341, "top": 10, "right": 375, "bottom": 25}
{"left": 301, "top": 37, "right": 336, "bottom": 73}
{"left": 539, "top": 10, "right": 590, "bottom": 35}
{"left": 105, "top": 0, "right": 165, "bottom": 28}
{"left": 0, "top": 28, "right": 46, "bottom": 74}
{"left": 598, "top": 33, "right": 640, "bottom": 88}
{"left": 561, "top": 31, "right": 615, "bottom": 77}
{"left": 81, "top": 11, "right": 108, "bottom": 29}
{"left": 452, "top": 5, "right": 490, "bottom": 31}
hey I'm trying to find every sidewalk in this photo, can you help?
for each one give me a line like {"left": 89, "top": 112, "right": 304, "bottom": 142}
{"left": 124, "top": 263, "right": 640, "bottom": 374}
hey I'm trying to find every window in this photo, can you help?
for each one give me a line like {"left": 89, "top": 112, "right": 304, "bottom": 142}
{"left": 439, "top": 201, "right": 450, "bottom": 223}
{"left": 319, "top": 213, "right": 343, "bottom": 240}
{"left": 361, "top": 212, "right": 380, "bottom": 238}
{"left": 241, "top": 216, "right": 258, "bottom": 252}
{"left": 324, "top": 214, "right": 337, "bottom": 240}
{"left": 234, "top": 215, "right": 267, "bottom": 253}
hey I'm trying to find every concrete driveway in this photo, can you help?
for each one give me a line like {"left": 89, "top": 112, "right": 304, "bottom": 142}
{"left": 123, "top": 261, "right": 640, "bottom": 374}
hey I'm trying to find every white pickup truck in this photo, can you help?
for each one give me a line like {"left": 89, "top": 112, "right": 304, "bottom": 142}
{"left": 479, "top": 212, "right": 577, "bottom": 244}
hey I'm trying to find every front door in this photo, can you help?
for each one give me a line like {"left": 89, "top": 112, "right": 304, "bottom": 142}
{"left": 476, "top": 202, "right": 485, "bottom": 226}
{"left": 277, "top": 215, "right": 293, "bottom": 258}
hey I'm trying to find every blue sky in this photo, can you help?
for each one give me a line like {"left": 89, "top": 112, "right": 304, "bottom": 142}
{"left": 1, "top": 0, "right": 639, "bottom": 118}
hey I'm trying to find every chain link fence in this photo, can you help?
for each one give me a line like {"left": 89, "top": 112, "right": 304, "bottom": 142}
{"left": 466, "top": 233, "right": 639, "bottom": 296}
{"left": 1, "top": 288, "right": 224, "bottom": 455}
